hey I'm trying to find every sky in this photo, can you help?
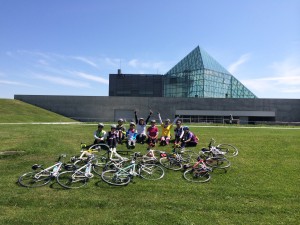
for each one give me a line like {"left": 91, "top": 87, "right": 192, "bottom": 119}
{"left": 0, "top": 0, "right": 300, "bottom": 99}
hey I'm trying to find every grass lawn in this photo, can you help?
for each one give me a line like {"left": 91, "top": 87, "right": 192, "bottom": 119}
{"left": 0, "top": 123, "right": 299, "bottom": 225}
{"left": 0, "top": 99, "right": 299, "bottom": 224}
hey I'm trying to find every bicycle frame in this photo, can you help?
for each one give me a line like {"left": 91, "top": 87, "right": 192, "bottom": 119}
{"left": 35, "top": 162, "right": 63, "bottom": 178}
{"left": 33, "top": 154, "right": 66, "bottom": 178}
{"left": 72, "top": 157, "right": 95, "bottom": 179}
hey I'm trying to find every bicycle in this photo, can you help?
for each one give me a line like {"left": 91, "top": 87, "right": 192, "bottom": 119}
{"left": 159, "top": 147, "right": 198, "bottom": 171}
{"left": 136, "top": 149, "right": 166, "bottom": 164}
{"left": 101, "top": 152, "right": 165, "bottom": 186}
{"left": 18, "top": 154, "right": 72, "bottom": 188}
{"left": 200, "top": 138, "right": 238, "bottom": 158}
{"left": 183, "top": 158, "right": 212, "bottom": 183}
{"left": 56, "top": 154, "right": 101, "bottom": 189}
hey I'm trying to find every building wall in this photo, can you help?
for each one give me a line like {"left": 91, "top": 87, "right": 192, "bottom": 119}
{"left": 14, "top": 95, "right": 300, "bottom": 123}
{"left": 109, "top": 74, "right": 163, "bottom": 97}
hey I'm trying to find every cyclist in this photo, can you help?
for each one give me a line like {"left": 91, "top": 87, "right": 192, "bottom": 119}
{"left": 116, "top": 118, "right": 126, "bottom": 144}
{"left": 126, "top": 122, "right": 137, "bottom": 149}
{"left": 93, "top": 123, "right": 107, "bottom": 144}
{"left": 107, "top": 124, "right": 118, "bottom": 150}
{"left": 158, "top": 112, "right": 179, "bottom": 146}
{"left": 180, "top": 126, "right": 198, "bottom": 148}
{"left": 134, "top": 110, "right": 152, "bottom": 144}
{"left": 174, "top": 119, "right": 184, "bottom": 147}
{"left": 147, "top": 119, "right": 159, "bottom": 150}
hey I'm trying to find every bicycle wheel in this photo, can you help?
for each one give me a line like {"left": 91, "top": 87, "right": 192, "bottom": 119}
{"left": 159, "top": 157, "right": 182, "bottom": 170}
{"left": 88, "top": 144, "right": 110, "bottom": 166}
{"left": 205, "top": 157, "right": 231, "bottom": 169}
{"left": 18, "top": 171, "right": 52, "bottom": 188}
{"left": 216, "top": 144, "right": 238, "bottom": 157}
{"left": 183, "top": 168, "right": 211, "bottom": 183}
{"left": 101, "top": 170, "right": 131, "bottom": 186}
{"left": 139, "top": 164, "right": 165, "bottom": 180}
{"left": 92, "top": 164, "right": 103, "bottom": 176}
{"left": 56, "top": 171, "right": 88, "bottom": 189}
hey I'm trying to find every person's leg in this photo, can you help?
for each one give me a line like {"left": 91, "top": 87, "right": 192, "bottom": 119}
{"left": 166, "top": 136, "right": 171, "bottom": 145}
{"left": 160, "top": 136, "right": 165, "bottom": 145}
{"left": 141, "top": 134, "right": 146, "bottom": 144}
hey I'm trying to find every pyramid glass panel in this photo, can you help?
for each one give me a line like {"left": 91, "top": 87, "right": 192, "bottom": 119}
{"left": 163, "top": 46, "right": 257, "bottom": 98}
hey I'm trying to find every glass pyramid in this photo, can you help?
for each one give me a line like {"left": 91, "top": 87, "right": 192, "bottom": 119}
{"left": 163, "top": 46, "right": 257, "bottom": 98}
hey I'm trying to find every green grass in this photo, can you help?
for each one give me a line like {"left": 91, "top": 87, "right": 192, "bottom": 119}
{"left": 0, "top": 100, "right": 299, "bottom": 224}
{"left": 0, "top": 99, "right": 75, "bottom": 123}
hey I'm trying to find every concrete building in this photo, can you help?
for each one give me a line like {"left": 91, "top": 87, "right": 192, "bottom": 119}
{"left": 14, "top": 95, "right": 300, "bottom": 124}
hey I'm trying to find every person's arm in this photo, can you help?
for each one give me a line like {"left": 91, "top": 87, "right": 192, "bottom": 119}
{"left": 134, "top": 111, "right": 138, "bottom": 124}
{"left": 145, "top": 110, "right": 152, "bottom": 124}
{"left": 158, "top": 112, "right": 163, "bottom": 124}
{"left": 153, "top": 127, "right": 159, "bottom": 139}
{"left": 93, "top": 130, "right": 98, "bottom": 139}
{"left": 102, "top": 131, "right": 107, "bottom": 140}
{"left": 172, "top": 116, "right": 180, "bottom": 125}
{"left": 185, "top": 132, "right": 192, "bottom": 143}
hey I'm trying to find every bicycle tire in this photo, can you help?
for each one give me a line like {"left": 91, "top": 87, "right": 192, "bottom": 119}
{"left": 92, "top": 164, "right": 103, "bottom": 176}
{"left": 88, "top": 144, "right": 110, "bottom": 166}
{"left": 183, "top": 168, "right": 211, "bottom": 183}
{"left": 101, "top": 170, "right": 131, "bottom": 186}
{"left": 56, "top": 171, "right": 88, "bottom": 189}
{"left": 139, "top": 164, "right": 165, "bottom": 180}
{"left": 159, "top": 157, "right": 182, "bottom": 170}
{"left": 18, "top": 171, "right": 52, "bottom": 188}
{"left": 205, "top": 157, "right": 231, "bottom": 169}
{"left": 216, "top": 143, "right": 238, "bottom": 157}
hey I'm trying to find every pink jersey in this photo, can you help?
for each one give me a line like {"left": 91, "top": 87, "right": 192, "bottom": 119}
{"left": 147, "top": 126, "right": 158, "bottom": 137}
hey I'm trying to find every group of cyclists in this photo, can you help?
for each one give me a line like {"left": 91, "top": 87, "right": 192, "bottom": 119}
{"left": 93, "top": 110, "right": 199, "bottom": 150}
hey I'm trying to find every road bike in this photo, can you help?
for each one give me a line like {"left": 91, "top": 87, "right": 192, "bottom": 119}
{"left": 56, "top": 155, "right": 101, "bottom": 189}
{"left": 18, "top": 154, "right": 72, "bottom": 188}
{"left": 183, "top": 158, "right": 212, "bottom": 183}
{"left": 200, "top": 138, "right": 238, "bottom": 158}
{"left": 101, "top": 152, "right": 165, "bottom": 186}
{"left": 159, "top": 148, "right": 198, "bottom": 171}
{"left": 135, "top": 149, "right": 166, "bottom": 164}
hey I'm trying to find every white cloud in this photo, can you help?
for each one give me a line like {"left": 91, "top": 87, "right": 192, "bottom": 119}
{"left": 0, "top": 79, "right": 33, "bottom": 87}
{"left": 72, "top": 71, "right": 109, "bottom": 84}
{"left": 228, "top": 53, "right": 251, "bottom": 74}
{"left": 72, "top": 56, "right": 99, "bottom": 68}
{"left": 127, "top": 59, "right": 167, "bottom": 73}
{"left": 241, "top": 56, "right": 300, "bottom": 98}
{"left": 128, "top": 59, "right": 138, "bottom": 68}
{"left": 34, "top": 74, "right": 90, "bottom": 88}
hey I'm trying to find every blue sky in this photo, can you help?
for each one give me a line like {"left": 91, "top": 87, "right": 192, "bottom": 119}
{"left": 0, "top": 0, "right": 299, "bottom": 99}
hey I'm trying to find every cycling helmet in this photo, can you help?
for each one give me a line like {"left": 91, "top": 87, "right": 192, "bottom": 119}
{"left": 118, "top": 118, "right": 124, "bottom": 122}
{"left": 165, "top": 119, "right": 170, "bottom": 123}
{"left": 183, "top": 126, "right": 189, "bottom": 131}
{"left": 98, "top": 123, "right": 104, "bottom": 127}
{"left": 130, "top": 122, "right": 136, "bottom": 126}
{"left": 111, "top": 124, "right": 117, "bottom": 129}
{"left": 150, "top": 119, "right": 156, "bottom": 123}
{"left": 139, "top": 117, "right": 144, "bottom": 121}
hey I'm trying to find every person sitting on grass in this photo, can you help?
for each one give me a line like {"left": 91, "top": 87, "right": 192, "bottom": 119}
{"left": 180, "top": 126, "right": 199, "bottom": 149}
{"left": 174, "top": 119, "right": 184, "bottom": 147}
{"left": 126, "top": 122, "right": 137, "bottom": 149}
{"left": 116, "top": 118, "right": 126, "bottom": 144}
{"left": 107, "top": 124, "right": 118, "bottom": 151}
{"left": 134, "top": 110, "right": 152, "bottom": 144}
{"left": 158, "top": 112, "right": 179, "bottom": 146}
{"left": 93, "top": 123, "right": 106, "bottom": 144}
{"left": 147, "top": 119, "right": 159, "bottom": 150}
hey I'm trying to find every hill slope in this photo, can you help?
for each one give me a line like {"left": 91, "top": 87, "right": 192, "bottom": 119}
{"left": 0, "top": 99, "right": 75, "bottom": 123}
